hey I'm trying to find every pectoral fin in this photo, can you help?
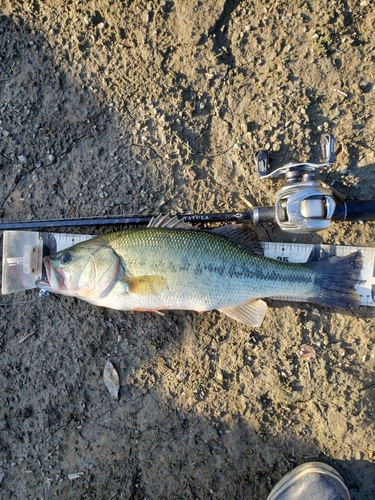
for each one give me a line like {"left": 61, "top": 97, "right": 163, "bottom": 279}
{"left": 219, "top": 299, "right": 268, "bottom": 327}
{"left": 121, "top": 275, "right": 167, "bottom": 295}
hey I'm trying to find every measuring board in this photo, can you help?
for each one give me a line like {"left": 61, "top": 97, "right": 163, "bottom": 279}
{"left": 2, "top": 231, "right": 93, "bottom": 295}
{"left": 2, "top": 230, "right": 375, "bottom": 306}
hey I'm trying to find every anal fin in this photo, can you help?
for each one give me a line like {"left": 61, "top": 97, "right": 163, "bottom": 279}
{"left": 219, "top": 299, "right": 268, "bottom": 327}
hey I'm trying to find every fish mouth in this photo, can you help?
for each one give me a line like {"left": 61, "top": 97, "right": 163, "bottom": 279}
{"left": 35, "top": 256, "right": 66, "bottom": 291}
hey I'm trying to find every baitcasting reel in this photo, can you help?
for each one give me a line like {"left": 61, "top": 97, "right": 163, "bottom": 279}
{"left": 254, "top": 134, "right": 337, "bottom": 233}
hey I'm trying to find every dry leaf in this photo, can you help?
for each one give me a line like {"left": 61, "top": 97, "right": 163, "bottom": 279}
{"left": 300, "top": 344, "right": 317, "bottom": 363}
{"left": 103, "top": 360, "right": 120, "bottom": 399}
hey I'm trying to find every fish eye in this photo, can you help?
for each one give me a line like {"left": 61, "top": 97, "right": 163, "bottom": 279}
{"left": 59, "top": 252, "right": 72, "bottom": 265}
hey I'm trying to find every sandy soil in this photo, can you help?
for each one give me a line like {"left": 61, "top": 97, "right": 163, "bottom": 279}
{"left": 1, "top": 1, "right": 375, "bottom": 499}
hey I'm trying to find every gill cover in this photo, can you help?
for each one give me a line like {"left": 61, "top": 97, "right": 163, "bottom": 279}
{"left": 46, "top": 239, "right": 124, "bottom": 299}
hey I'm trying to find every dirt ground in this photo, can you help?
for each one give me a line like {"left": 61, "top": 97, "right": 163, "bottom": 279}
{"left": 1, "top": 1, "right": 375, "bottom": 499}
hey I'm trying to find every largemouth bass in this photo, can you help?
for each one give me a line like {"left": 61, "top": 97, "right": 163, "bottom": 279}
{"left": 36, "top": 216, "right": 362, "bottom": 327}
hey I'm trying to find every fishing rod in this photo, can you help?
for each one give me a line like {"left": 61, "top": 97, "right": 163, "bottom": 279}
{"left": 1, "top": 134, "right": 375, "bottom": 233}
{"left": 1, "top": 201, "right": 375, "bottom": 233}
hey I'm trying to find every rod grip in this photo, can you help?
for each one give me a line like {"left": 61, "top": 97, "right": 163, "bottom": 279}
{"left": 333, "top": 200, "right": 375, "bottom": 221}
{"left": 253, "top": 206, "right": 276, "bottom": 223}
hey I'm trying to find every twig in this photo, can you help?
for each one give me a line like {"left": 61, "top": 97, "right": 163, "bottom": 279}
{"left": 306, "top": 360, "right": 311, "bottom": 380}
{"left": 18, "top": 330, "right": 36, "bottom": 344}
{"left": 240, "top": 195, "right": 254, "bottom": 209}
{"left": 0, "top": 71, "right": 21, "bottom": 83}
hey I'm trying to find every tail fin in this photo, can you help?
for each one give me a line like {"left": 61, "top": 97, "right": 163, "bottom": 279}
{"left": 310, "top": 251, "right": 362, "bottom": 309}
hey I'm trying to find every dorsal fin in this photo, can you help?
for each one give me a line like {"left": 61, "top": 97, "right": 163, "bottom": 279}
{"left": 210, "top": 224, "right": 264, "bottom": 255}
{"left": 147, "top": 214, "right": 194, "bottom": 230}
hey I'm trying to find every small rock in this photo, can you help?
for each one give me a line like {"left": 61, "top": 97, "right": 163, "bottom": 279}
{"left": 305, "top": 320, "right": 315, "bottom": 330}
{"left": 18, "top": 155, "right": 27, "bottom": 164}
